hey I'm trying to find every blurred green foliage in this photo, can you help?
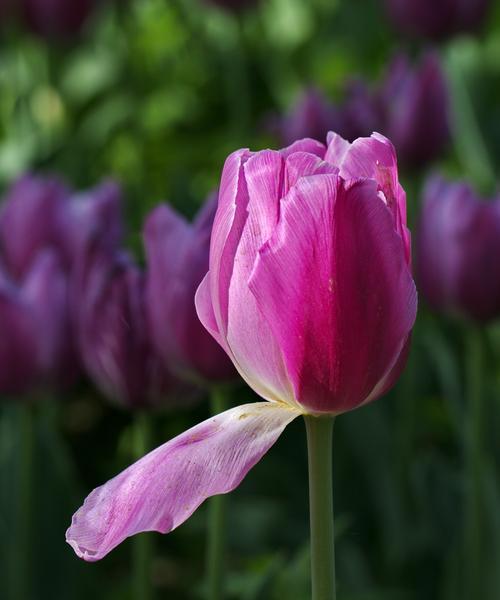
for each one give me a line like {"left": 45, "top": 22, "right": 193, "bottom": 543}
{"left": 1, "top": 0, "right": 500, "bottom": 599}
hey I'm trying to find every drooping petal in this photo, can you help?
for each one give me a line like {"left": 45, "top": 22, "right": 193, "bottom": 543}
{"left": 66, "top": 401, "right": 298, "bottom": 561}
{"left": 250, "top": 175, "right": 417, "bottom": 414}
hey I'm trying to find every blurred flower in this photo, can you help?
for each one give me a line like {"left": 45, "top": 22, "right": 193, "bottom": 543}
{"left": 74, "top": 241, "right": 192, "bottom": 410}
{"left": 0, "top": 174, "right": 124, "bottom": 279}
{"left": 66, "top": 131, "right": 416, "bottom": 561}
{"left": 379, "top": 53, "right": 450, "bottom": 168}
{"left": 269, "top": 88, "right": 339, "bottom": 146}
{"left": 0, "top": 251, "right": 76, "bottom": 395}
{"left": 0, "top": 270, "right": 41, "bottom": 395}
{"left": 274, "top": 53, "right": 450, "bottom": 169}
{"left": 22, "top": 0, "right": 95, "bottom": 40}
{"left": 384, "top": 0, "right": 491, "bottom": 40}
{"left": 143, "top": 195, "right": 235, "bottom": 383}
{"left": 0, "top": 174, "right": 68, "bottom": 280}
{"left": 417, "top": 174, "right": 500, "bottom": 322}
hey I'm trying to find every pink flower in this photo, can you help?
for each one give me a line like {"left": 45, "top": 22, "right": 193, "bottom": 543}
{"left": 66, "top": 132, "right": 417, "bottom": 561}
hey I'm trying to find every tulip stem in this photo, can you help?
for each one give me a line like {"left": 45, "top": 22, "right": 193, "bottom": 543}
{"left": 464, "top": 325, "right": 484, "bottom": 599}
{"left": 304, "top": 414, "right": 336, "bottom": 600}
{"left": 133, "top": 412, "right": 154, "bottom": 600}
{"left": 206, "top": 387, "right": 229, "bottom": 600}
{"left": 11, "top": 402, "right": 35, "bottom": 600}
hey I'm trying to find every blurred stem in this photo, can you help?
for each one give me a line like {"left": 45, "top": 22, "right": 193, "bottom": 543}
{"left": 11, "top": 403, "right": 35, "bottom": 600}
{"left": 464, "top": 325, "right": 484, "bottom": 600}
{"left": 206, "top": 387, "right": 229, "bottom": 600}
{"left": 133, "top": 412, "right": 154, "bottom": 600}
{"left": 445, "top": 46, "right": 496, "bottom": 193}
{"left": 304, "top": 415, "right": 336, "bottom": 600}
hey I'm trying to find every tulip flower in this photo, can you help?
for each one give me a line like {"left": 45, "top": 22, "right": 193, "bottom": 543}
{"left": 74, "top": 241, "right": 190, "bottom": 410}
{"left": 384, "top": 0, "right": 491, "bottom": 40}
{"left": 0, "top": 269, "right": 41, "bottom": 395}
{"left": 143, "top": 195, "right": 235, "bottom": 383}
{"left": 417, "top": 174, "right": 500, "bottom": 322}
{"left": 0, "top": 174, "right": 68, "bottom": 280}
{"left": 380, "top": 53, "right": 450, "bottom": 168}
{"left": 271, "top": 88, "right": 339, "bottom": 147}
{"left": 67, "top": 132, "right": 416, "bottom": 598}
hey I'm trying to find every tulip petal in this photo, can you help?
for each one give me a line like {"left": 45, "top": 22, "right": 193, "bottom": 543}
{"left": 250, "top": 175, "right": 417, "bottom": 414}
{"left": 66, "top": 401, "right": 298, "bottom": 561}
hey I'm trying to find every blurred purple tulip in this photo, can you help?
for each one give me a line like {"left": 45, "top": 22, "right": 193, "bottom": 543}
{"left": 0, "top": 270, "right": 40, "bottom": 395}
{"left": 75, "top": 241, "right": 193, "bottom": 410}
{"left": 0, "top": 174, "right": 68, "bottom": 280}
{"left": 380, "top": 53, "right": 450, "bottom": 168}
{"left": 143, "top": 195, "right": 235, "bottom": 383}
{"left": 0, "top": 174, "right": 124, "bottom": 279}
{"left": 270, "top": 88, "right": 339, "bottom": 147}
{"left": 22, "top": 250, "right": 78, "bottom": 386}
{"left": 385, "top": 0, "right": 491, "bottom": 40}
{"left": 22, "top": 0, "right": 95, "bottom": 40}
{"left": 417, "top": 174, "right": 500, "bottom": 322}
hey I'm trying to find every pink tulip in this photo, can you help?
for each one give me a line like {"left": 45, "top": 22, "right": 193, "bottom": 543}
{"left": 66, "top": 132, "right": 416, "bottom": 561}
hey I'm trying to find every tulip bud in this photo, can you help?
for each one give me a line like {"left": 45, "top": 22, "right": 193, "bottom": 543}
{"left": 0, "top": 174, "right": 68, "bottom": 280}
{"left": 385, "top": 0, "right": 491, "bottom": 41}
{"left": 0, "top": 270, "right": 40, "bottom": 395}
{"left": 144, "top": 196, "right": 235, "bottom": 383}
{"left": 59, "top": 179, "right": 123, "bottom": 264}
{"left": 381, "top": 53, "right": 450, "bottom": 168}
{"left": 417, "top": 174, "right": 500, "bottom": 322}
{"left": 22, "top": 250, "right": 78, "bottom": 386}
{"left": 75, "top": 242, "right": 193, "bottom": 410}
{"left": 272, "top": 88, "right": 339, "bottom": 147}
{"left": 22, "top": 0, "right": 95, "bottom": 40}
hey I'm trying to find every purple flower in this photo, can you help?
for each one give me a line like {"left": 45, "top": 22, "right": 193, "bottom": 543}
{"left": 417, "top": 174, "right": 500, "bottom": 322}
{"left": 74, "top": 241, "right": 193, "bottom": 410}
{"left": 271, "top": 88, "right": 339, "bottom": 147}
{"left": 66, "top": 131, "right": 416, "bottom": 560}
{"left": 144, "top": 195, "right": 235, "bottom": 383}
{"left": 385, "top": 0, "right": 491, "bottom": 40}
{"left": 380, "top": 53, "right": 450, "bottom": 168}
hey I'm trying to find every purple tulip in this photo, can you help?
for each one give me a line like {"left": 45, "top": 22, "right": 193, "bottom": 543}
{"left": 144, "top": 196, "right": 235, "bottom": 383}
{"left": 385, "top": 0, "right": 491, "bottom": 40}
{"left": 22, "top": 0, "right": 95, "bottom": 40}
{"left": 0, "top": 174, "right": 68, "bottom": 280}
{"left": 270, "top": 88, "right": 339, "bottom": 147}
{"left": 66, "top": 131, "right": 416, "bottom": 561}
{"left": 74, "top": 241, "right": 190, "bottom": 410}
{"left": 380, "top": 53, "right": 450, "bottom": 168}
{"left": 0, "top": 269, "right": 40, "bottom": 395}
{"left": 417, "top": 174, "right": 500, "bottom": 322}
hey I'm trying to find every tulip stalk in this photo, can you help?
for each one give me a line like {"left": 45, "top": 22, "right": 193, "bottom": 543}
{"left": 133, "top": 412, "right": 154, "bottom": 600}
{"left": 10, "top": 403, "right": 35, "bottom": 600}
{"left": 464, "top": 325, "right": 484, "bottom": 599}
{"left": 206, "top": 386, "right": 229, "bottom": 600}
{"left": 305, "top": 415, "right": 336, "bottom": 600}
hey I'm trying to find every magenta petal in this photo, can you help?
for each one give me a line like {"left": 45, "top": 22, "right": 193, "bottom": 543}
{"left": 250, "top": 175, "right": 416, "bottom": 414}
{"left": 66, "top": 401, "right": 298, "bottom": 561}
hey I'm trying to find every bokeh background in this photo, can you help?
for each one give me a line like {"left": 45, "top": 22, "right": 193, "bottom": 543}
{"left": 1, "top": 0, "right": 500, "bottom": 598}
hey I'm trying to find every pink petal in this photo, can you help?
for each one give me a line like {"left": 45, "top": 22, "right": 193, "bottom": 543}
{"left": 280, "top": 138, "right": 326, "bottom": 159}
{"left": 250, "top": 175, "right": 416, "bottom": 414}
{"left": 66, "top": 401, "right": 298, "bottom": 561}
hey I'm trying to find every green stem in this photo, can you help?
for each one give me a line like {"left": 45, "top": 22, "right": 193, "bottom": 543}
{"left": 464, "top": 325, "right": 484, "bottom": 599}
{"left": 206, "top": 387, "right": 229, "bottom": 600}
{"left": 304, "top": 415, "right": 336, "bottom": 600}
{"left": 133, "top": 412, "right": 154, "bottom": 600}
{"left": 11, "top": 403, "right": 35, "bottom": 600}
